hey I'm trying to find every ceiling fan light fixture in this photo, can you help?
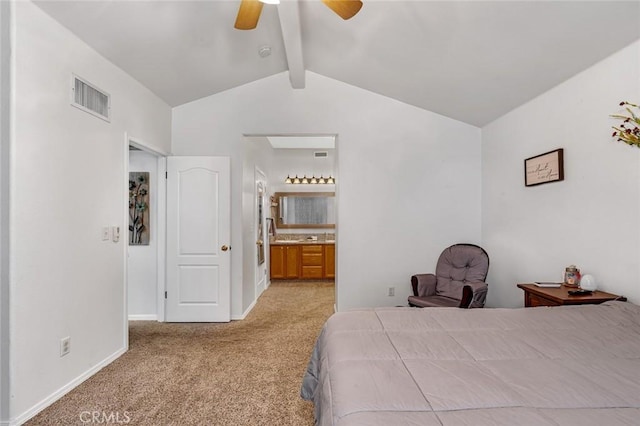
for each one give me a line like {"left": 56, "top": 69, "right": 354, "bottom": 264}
{"left": 321, "top": 0, "right": 363, "bottom": 20}
{"left": 236, "top": 0, "right": 361, "bottom": 30}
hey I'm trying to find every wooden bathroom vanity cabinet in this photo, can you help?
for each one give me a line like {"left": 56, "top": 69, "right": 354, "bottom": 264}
{"left": 270, "top": 243, "right": 335, "bottom": 280}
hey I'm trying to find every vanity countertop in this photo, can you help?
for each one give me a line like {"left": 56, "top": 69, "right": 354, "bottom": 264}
{"left": 270, "top": 239, "right": 335, "bottom": 245}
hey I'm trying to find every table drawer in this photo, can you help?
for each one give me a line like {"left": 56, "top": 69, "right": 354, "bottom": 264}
{"left": 527, "top": 293, "right": 561, "bottom": 307}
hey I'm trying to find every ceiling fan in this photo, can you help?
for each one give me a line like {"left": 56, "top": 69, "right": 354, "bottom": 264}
{"left": 234, "top": 0, "right": 363, "bottom": 30}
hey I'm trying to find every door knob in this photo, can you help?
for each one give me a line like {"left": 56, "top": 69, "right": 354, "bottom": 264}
{"left": 221, "top": 245, "right": 230, "bottom": 251}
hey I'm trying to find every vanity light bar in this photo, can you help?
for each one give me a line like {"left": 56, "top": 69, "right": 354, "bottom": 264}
{"left": 284, "top": 175, "right": 335, "bottom": 184}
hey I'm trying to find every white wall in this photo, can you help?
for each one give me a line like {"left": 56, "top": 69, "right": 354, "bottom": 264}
{"left": 0, "top": 1, "right": 11, "bottom": 422}
{"left": 269, "top": 147, "right": 336, "bottom": 235}
{"left": 127, "top": 150, "right": 158, "bottom": 319}
{"left": 269, "top": 148, "right": 336, "bottom": 193}
{"left": 241, "top": 138, "right": 274, "bottom": 316}
{"left": 10, "top": 2, "right": 171, "bottom": 422}
{"left": 172, "top": 71, "right": 482, "bottom": 313}
{"left": 482, "top": 40, "right": 640, "bottom": 308}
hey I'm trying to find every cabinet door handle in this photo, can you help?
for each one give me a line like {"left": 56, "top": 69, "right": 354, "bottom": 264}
{"left": 221, "top": 245, "right": 230, "bottom": 251}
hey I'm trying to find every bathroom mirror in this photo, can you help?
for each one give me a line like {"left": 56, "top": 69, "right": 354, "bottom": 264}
{"left": 275, "top": 192, "right": 335, "bottom": 229}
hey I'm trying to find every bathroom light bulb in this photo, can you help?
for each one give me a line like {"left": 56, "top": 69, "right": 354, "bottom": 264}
{"left": 285, "top": 175, "right": 292, "bottom": 184}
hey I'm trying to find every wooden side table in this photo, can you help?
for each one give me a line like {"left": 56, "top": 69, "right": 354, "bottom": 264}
{"left": 517, "top": 283, "right": 621, "bottom": 307}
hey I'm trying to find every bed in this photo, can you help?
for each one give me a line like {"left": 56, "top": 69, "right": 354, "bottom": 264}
{"left": 301, "top": 301, "right": 640, "bottom": 425}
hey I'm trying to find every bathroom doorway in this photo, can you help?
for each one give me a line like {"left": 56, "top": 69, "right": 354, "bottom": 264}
{"left": 242, "top": 135, "right": 338, "bottom": 309}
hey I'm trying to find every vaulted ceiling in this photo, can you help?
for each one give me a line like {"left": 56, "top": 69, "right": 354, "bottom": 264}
{"left": 35, "top": 0, "right": 640, "bottom": 127}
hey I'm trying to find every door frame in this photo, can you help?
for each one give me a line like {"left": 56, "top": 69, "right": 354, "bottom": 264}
{"left": 123, "top": 133, "right": 169, "bottom": 347}
{"left": 242, "top": 133, "right": 339, "bottom": 311}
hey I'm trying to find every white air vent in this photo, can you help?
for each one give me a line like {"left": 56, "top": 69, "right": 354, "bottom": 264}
{"left": 314, "top": 151, "right": 329, "bottom": 158}
{"left": 71, "top": 74, "right": 110, "bottom": 122}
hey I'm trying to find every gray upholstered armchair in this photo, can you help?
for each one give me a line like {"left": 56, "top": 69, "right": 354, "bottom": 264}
{"left": 408, "top": 244, "right": 489, "bottom": 309}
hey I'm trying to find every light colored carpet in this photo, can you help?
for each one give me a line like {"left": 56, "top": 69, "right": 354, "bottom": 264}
{"left": 27, "top": 280, "right": 334, "bottom": 425}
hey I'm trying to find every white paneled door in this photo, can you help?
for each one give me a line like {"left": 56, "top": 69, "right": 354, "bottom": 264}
{"left": 166, "top": 157, "right": 231, "bottom": 322}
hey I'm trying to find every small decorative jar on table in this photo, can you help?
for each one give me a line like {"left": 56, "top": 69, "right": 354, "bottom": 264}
{"left": 563, "top": 265, "right": 581, "bottom": 287}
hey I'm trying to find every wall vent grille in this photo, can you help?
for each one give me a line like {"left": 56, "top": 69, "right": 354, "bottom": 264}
{"left": 314, "top": 151, "right": 328, "bottom": 158}
{"left": 71, "top": 75, "right": 110, "bottom": 122}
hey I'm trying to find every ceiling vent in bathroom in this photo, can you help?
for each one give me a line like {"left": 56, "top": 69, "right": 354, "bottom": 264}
{"left": 71, "top": 74, "right": 110, "bottom": 122}
{"left": 314, "top": 151, "right": 329, "bottom": 158}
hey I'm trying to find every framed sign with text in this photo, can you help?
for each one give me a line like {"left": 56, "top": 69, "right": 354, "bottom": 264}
{"left": 524, "top": 148, "right": 564, "bottom": 187}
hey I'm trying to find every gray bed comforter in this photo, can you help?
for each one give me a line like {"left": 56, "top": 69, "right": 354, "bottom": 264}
{"left": 301, "top": 301, "right": 640, "bottom": 425}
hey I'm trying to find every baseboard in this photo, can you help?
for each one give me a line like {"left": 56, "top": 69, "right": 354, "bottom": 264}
{"left": 231, "top": 299, "right": 256, "bottom": 321}
{"left": 128, "top": 314, "right": 157, "bottom": 321}
{"left": 11, "top": 347, "right": 127, "bottom": 426}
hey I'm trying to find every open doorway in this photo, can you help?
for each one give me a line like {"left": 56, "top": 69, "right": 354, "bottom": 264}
{"left": 125, "top": 141, "right": 231, "bottom": 328}
{"left": 242, "top": 134, "right": 338, "bottom": 309}
{"left": 124, "top": 137, "right": 168, "bottom": 330}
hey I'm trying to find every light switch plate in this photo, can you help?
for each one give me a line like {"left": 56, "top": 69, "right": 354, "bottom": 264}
{"left": 101, "top": 227, "right": 110, "bottom": 241}
{"left": 112, "top": 226, "right": 120, "bottom": 243}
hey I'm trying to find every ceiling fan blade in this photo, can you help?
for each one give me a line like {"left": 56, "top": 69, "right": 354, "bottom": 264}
{"left": 321, "top": 0, "right": 363, "bottom": 20}
{"left": 234, "top": 0, "right": 264, "bottom": 30}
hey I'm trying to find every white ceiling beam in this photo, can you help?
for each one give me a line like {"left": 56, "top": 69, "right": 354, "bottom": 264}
{"left": 276, "top": 0, "right": 305, "bottom": 89}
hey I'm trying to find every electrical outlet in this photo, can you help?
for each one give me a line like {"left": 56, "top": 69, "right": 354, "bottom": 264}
{"left": 388, "top": 287, "right": 395, "bottom": 297}
{"left": 60, "top": 337, "right": 71, "bottom": 357}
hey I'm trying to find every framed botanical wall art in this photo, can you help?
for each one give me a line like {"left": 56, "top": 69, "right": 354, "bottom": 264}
{"left": 524, "top": 148, "right": 564, "bottom": 187}
{"left": 129, "top": 172, "right": 150, "bottom": 245}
